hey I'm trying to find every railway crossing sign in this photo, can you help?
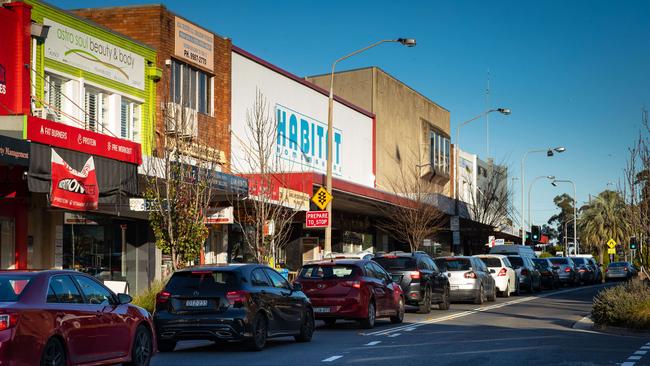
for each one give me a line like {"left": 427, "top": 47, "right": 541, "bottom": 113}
{"left": 311, "top": 187, "right": 333, "bottom": 211}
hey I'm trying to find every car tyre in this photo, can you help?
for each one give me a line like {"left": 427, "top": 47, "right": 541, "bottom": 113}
{"left": 360, "top": 300, "right": 376, "bottom": 329}
{"left": 438, "top": 286, "right": 451, "bottom": 310}
{"left": 41, "top": 337, "right": 66, "bottom": 366}
{"left": 418, "top": 287, "right": 432, "bottom": 314}
{"left": 295, "top": 309, "right": 314, "bottom": 342}
{"left": 502, "top": 283, "right": 511, "bottom": 298}
{"left": 126, "top": 326, "right": 152, "bottom": 366}
{"left": 157, "top": 340, "right": 176, "bottom": 353}
{"left": 474, "top": 284, "right": 484, "bottom": 305}
{"left": 246, "top": 313, "right": 268, "bottom": 351}
{"left": 390, "top": 297, "right": 405, "bottom": 324}
{"left": 487, "top": 285, "right": 497, "bottom": 302}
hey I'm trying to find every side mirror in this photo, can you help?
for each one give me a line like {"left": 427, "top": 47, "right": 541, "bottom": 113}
{"left": 489, "top": 269, "right": 496, "bottom": 274}
{"left": 292, "top": 283, "right": 303, "bottom": 292}
{"left": 117, "top": 293, "right": 132, "bottom": 305}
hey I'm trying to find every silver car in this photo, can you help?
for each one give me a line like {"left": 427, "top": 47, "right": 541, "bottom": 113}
{"left": 605, "top": 262, "right": 636, "bottom": 281}
{"left": 435, "top": 256, "right": 496, "bottom": 304}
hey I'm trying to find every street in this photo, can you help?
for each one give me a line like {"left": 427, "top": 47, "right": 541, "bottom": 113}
{"left": 149, "top": 284, "right": 646, "bottom": 366}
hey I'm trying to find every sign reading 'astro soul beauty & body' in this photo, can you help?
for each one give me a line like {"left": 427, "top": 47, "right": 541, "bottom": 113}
{"left": 43, "top": 19, "right": 145, "bottom": 90}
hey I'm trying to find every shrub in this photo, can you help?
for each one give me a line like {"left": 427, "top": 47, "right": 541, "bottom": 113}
{"left": 539, "top": 252, "right": 552, "bottom": 258}
{"left": 131, "top": 279, "right": 167, "bottom": 314}
{"left": 592, "top": 280, "right": 650, "bottom": 330}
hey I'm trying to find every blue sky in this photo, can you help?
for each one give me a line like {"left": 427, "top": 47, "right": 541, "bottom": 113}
{"left": 52, "top": 0, "right": 650, "bottom": 227}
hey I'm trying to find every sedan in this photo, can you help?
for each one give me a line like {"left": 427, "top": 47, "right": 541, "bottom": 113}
{"left": 475, "top": 254, "right": 518, "bottom": 297}
{"left": 435, "top": 256, "right": 496, "bottom": 304}
{"left": 605, "top": 262, "right": 637, "bottom": 281}
{"left": 0, "top": 270, "right": 154, "bottom": 366}
{"left": 548, "top": 257, "right": 579, "bottom": 286}
{"left": 507, "top": 255, "right": 542, "bottom": 293}
{"left": 532, "top": 258, "right": 560, "bottom": 290}
{"left": 154, "top": 264, "right": 314, "bottom": 351}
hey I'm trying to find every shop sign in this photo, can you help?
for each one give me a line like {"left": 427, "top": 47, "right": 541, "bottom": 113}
{"left": 263, "top": 220, "right": 275, "bottom": 236}
{"left": 0, "top": 135, "right": 29, "bottom": 166}
{"left": 279, "top": 187, "right": 309, "bottom": 211}
{"left": 174, "top": 17, "right": 214, "bottom": 71}
{"left": 27, "top": 116, "right": 142, "bottom": 165}
{"left": 44, "top": 19, "right": 145, "bottom": 90}
{"left": 50, "top": 149, "right": 99, "bottom": 211}
{"left": 306, "top": 211, "right": 329, "bottom": 228}
{"left": 204, "top": 206, "right": 234, "bottom": 225}
{"left": 246, "top": 174, "right": 311, "bottom": 210}
{"left": 64, "top": 212, "right": 98, "bottom": 225}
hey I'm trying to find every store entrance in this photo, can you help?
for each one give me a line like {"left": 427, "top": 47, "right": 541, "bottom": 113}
{"left": 0, "top": 217, "right": 15, "bottom": 269}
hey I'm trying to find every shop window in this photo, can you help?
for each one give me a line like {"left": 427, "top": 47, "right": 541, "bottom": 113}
{"left": 170, "top": 60, "right": 212, "bottom": 115}
{"left": 84, "top": 87, "right": 108, "bottom": 132}
{"left": 430, "top": 129, "right": 450, "bottom": 175}
{"left": 120, "top": 98, "right": 140, "bottom": 140}
{"left": 44, "top": 73, "right": 65, "bottom": 122}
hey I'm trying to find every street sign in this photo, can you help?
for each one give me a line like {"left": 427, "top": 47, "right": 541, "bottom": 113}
{"left": 607, "top": 239, "right": 617, "bottom": 249}
{"left": 306, "top": 211, "right": 329, "bottom": 228}
{"left": 607, "top": 247, "right": 616, "bottom": 255}
{"left": 453, "top": 231, "right": 460, "bottom": 245}
{"left": 423, "top": 239, "right": 432, "bottom": 247}
{"left": 495, "top": 238, "right": 505, "bottom": 246}
{"left": 450, "top": 216, "right": 460, "bottom": 231}
{"left": 311, "top": 187, "right": 333, "bottom": 211}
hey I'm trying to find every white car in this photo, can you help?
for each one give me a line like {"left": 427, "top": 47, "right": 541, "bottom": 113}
{"left": 475, "top": 254, "right": 518, "bottom": 297}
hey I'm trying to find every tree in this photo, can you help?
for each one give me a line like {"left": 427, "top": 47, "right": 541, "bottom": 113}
{"left": 579, "top": 190, "right": 629, "bottom": 265}
{"left": 144, "top": 104, "right": 223, "bottom": 271}
{"left": 229, "top": 89, "right": 300, "bottom": 264}
{"left": 463, "top": 160, "right": 515, "bottom": 228}
{"left": 547, "top": 193, "right": 576, "bottom": 247}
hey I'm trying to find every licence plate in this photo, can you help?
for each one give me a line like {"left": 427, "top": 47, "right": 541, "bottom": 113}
{"left": 314, "top": 307, "right": 330, "bottom": 313}
{"left": 186, "top": 299, "right": 208, "bottom": 307}
{"left": 451, "top": 286, "right": 459, "bottom": 290}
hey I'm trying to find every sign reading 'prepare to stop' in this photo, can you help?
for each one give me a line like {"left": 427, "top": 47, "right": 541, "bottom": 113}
{"left": 306, "top": 211, "right": 329, "bottom": 228}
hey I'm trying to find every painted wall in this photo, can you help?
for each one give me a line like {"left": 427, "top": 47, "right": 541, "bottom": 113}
{"left": 231, "top": 50, "right": 375, "bottom": 188}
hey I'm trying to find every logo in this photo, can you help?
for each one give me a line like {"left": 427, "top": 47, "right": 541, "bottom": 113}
{"left": 50, "top": 149, "right": 99, "bottom": 211}
{"left": 0, "top": 64, "right": 6, "bottom": 95}
{"left": 193, "top": 291, "right": 199, "bottom": 296}
{"left": 57, "top": 178, "right": 87, "bottom": 194}
{"left": 77, "top": 134, "right": 83, "bottom": 144}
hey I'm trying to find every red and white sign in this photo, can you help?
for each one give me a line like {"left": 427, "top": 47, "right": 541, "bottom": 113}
{"left": 27, "top": 116, "right": 142, "bottom": 165}
{"left": 204, "top": 206, "right": 234, "bottom": 225}
{"left": 50, "top": 149, "right": 99, "bottom": 211}
{"left": 306, "top": 211, "right": 329, "bottom": 228}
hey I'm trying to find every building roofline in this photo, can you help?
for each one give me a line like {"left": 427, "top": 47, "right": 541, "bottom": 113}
{"left": 232, "top": 45, "right": 375, "bottom": 119}
{"left": 308, "top": 66, "right": 450, "bottom": 113}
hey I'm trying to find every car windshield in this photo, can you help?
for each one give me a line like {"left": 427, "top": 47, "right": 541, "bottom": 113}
{"left": 165, "top": 270, "right": 237, "bottom": 295}
{"left": 572, "top": 258, "right": 586, "bottom": 265}
{"left": 479, "top": 257, "right": 502, "bottom": 267}
{"left": 434, "top": 259, "right": 447, "bottom": 271}
{"left": 508, "top": 257, "right": 524, "bottom": 267}
{"left": 299, "top": 265, "right": 357, "bottom": 279}
{"left": 0, "top": 275, "right": 32, "bottom": 302}
{"left": 532, "top": 259, "right": 549, "bottom": 268}
{"left": 373, "top": 257, "right": 416, "bottom": 270}
{"left": 608, "top": 262, "right": 627, "bottom": 268}
{"left": 441, "top": 258, "right": 471, "bottom": 271}
{"left": 549, "top": 258, "right": 568, "bottom": 265}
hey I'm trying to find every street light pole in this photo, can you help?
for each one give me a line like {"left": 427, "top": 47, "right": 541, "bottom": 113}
{"left": 527, "top": 175, "right": 555, "bottom": 234}
{"left": 552, "top": 179, "right": 578, "bottom": 255}
{"left": 325, "top": 38, "right": 416, "bottom": 255}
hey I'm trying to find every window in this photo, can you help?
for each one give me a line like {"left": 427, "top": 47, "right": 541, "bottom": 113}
{"left": 165, "top": 270, "right": 237, "bottom": 295}
{"left": 264, "top": 268, "right": 290, "bottom": 290}
{"left": 370, "top": 263, "right": 390, "bottom": 281}
{"left": 44, "top": 74, "right": 64, "bottom": 122}
{"left": 430, "top": 129, "right": 450, "bottom": 175}
{"left": 84, "top": 87, "right": 108, "bottom": 132}
{"left": 251, "top": 269, "right": 271, "bottom": 287}
{"left": 170, "top": 60, "right": 212, "bottom": 115}
{"left": 299, "top": 265, "right": 357, "bottom": 279}
{"left": 74, "top": 275, "right": 114, "bottom": 305}
{"left": 0, "top": 276, "right": 31, "bottom": 302}
{"left": 47, "top": 275, "right": 83, "bottom": 304}
{"left": 120, "top": 98, "right": 140, "bottom": 140}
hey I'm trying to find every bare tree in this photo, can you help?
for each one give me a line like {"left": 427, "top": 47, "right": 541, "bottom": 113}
{"left": 230, "top": 89, "right": 301, "bottom": 264}
{"left": 461, "top": 160, "right": 515, "bottom": 228}
{"left": 375, "top": 148, "right": 446, "bottom": 252}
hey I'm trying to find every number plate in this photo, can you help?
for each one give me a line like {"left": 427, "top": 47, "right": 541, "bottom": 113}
{"left": 186, "top": 299, "right": 208, "bottom": 307}
{"left": 313, "top": 307, "right": 330, "bottom": 313}
{"left": 451, "top": 286, "right": 459, "bottom": 290}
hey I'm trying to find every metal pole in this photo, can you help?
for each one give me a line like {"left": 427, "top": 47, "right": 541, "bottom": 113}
{"left": 572, "top": 181, "right": 577, "bottom": 255}
{"left": 520, "top": 153, "right": 527, "bottom": 246}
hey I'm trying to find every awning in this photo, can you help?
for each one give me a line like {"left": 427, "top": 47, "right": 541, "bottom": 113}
{"left": 28, "top": 143, "right": 138, "bottom": 196}
{"left": 0, "top": 134, "right": 29, "bottom": 166}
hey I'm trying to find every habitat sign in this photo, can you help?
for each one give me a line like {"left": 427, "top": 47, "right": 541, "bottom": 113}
{"left": 275, "top": 104, "right": 342, "bottom": 176}
{"left": 44, "top": 19, "right": 145, "bottom": 90}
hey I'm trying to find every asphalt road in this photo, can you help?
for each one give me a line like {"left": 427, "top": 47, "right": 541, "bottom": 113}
{"left": 149, "top": 284, "right": 650, "bottom": 366}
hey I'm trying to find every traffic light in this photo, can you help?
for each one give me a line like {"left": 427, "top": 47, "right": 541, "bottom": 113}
{"left": 531, "top": 225, "right": 541, "bottom": 243}
{"left": 630, "top": 236, "right": 638, "bottom": 250}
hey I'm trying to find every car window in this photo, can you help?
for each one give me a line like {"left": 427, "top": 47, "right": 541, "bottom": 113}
{"left": 507, "top": 256, "right": 524, "bottom": 268}
{"left": 364, "top": 263, "right": 378, "bottom": 278}
{"left": 74, "top": 276, "right": 114, "bottom": 305}
{"left": 48, "top": 275, "right": 84, "bottom": 304}
{"left": 475, "top": 259, "right": 488, "bottom": 272}
{"left": 479, "top": 257, "right": 502, "bottom": 267}
{"left": 424, "top": 257, "right": 439, "bottom": 272}
{"left": 502, "top": 257, "right": 512, "bottom": 268}
{"left": 0, "top": 275, "right": 32, "bottom": 302}
{"left": 417, "top": 259, "right": 430, "bottom": 271}
{"left": 443, "top": 258, "right": 471, "bottom": 271}
{"left": 549, "top": 258, "right": 568, "bottom": 265}
{"left": 264, "top": 268, "right": 291, "bottom": 290}
{"left": 299, "top": 265, "right": 357, "bottom": 279}
{"left": 371, "top": 262, "right": 391, "bottom": 281}
{"left": 251, "top": 269, "right": 271, "bottom": 287}
{"left": 434, "top": 259, "right": 448, "bottom": 272}
{"left": 165, "top": 270, "right": 238, "bottom": 295}
{"left": 373, "top": 256, "right": 417, "bottom": 270}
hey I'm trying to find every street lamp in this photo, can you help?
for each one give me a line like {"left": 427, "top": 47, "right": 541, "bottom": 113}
{"left": 520, "top": 147, "right": 565, "bottom": 245}
{"left": 527, "top": 175, "right": 555, "bottom": 237}
{"left": 325, "top": 38, "right": 416, "bottom": 255}
{"left": 551, "top": 178, "right": 578, "bottom": 255}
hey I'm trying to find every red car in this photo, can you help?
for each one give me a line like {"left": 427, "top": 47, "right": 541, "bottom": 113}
{"left": 0, "top": 270, "right": 155, "bottom": 366}
{"left": 295, "top": 259, "right": 404, "bottom": 328}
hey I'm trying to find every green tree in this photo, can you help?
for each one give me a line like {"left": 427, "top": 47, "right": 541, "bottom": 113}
{"left": 547, "top": 193, "right": 576, "bottom": 248}
{"left": 578, "top": 190, "right": 630, "bottom": 264}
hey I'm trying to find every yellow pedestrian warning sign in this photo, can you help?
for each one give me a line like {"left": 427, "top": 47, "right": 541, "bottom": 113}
{"left": 607, "top": 239, "right": 617, "bottom": 249}
{"left": 311, "top": 187, "right": 333, "bottom": 211}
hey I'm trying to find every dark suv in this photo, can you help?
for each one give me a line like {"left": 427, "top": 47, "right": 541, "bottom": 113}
{"left": 154, "top": 264, "right": 314, "bottom": 351}
{"left": 374, "top": 252, "right": 451, "bottom": 314}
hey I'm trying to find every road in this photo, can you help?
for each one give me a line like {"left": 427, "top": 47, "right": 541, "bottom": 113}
{"left": 150, "top": 284, "right": 649, "bottom": 366}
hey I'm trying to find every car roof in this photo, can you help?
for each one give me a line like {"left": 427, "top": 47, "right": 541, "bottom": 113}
{"left": 474, "top": 254, "right": 507, "bottom": 259}
{"left": 304, "top": 259, "right": 366, "bottom": 266}
{"left": 439, "top": 256, "right": 472, "bottom": 259}
{"left": 176, "top": 264, "right": 263, "bottom": 273}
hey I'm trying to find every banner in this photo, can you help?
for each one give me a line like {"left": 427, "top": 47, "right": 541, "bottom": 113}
{"left": 50, "top": 149, "right": 99, "bottom": 211}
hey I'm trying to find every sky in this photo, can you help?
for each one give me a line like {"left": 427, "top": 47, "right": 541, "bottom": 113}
{"left": 50, "top": 0, "right": 650, "bottom": 228}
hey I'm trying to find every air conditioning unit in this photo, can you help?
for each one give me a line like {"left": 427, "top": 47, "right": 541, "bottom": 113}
{"left": 181, "top": 107, "right": 198, "bottom": 138}
{"left": 165, "top": 103, "right": 197, "bottom": 138}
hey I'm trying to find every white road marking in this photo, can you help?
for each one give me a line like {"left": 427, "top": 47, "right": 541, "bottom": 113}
{"left": 388, "top": 333, "right": 401, "bottom": 337}
{"left": 641, "top": 346, "right": 650, "bottom": 350}
{"left": 322, "top": 355, "right": 343, "bottom": 362}
{"left": 628, "top": 356, "right": 642, "bottom": 361}
{"left": 635, "top": 351, "right": 648, "bottom": 355}
{"left": 365, "top": 341, "right": 381, "bottom": 346}
{"left": 403, "top": 327, "right": 416, "bottom": 332}
{"left": 621, "top": 362, "right": 635, "bottom": 366}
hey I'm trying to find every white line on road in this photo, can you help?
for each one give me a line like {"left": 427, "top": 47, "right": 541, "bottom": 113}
{"left": 365, "top": 341, "right": 382, "bottom": 346}
{"left": 634, "top": 350, "right": 648, "bottom": 355}
{"left": 388, "top": 333, "right": 401, "bottom": 337}
{"left": 322, "top": 355, "right": 343, "bottom": 362}
{"left": 403, "top": 327, "right": 416, "bottom": 332}
{"left": 628, "top": 356, "right": 642, "bottom": 361}
{"left": 641, "top": 346, "right": 650, "bottom": 350}
{"left": 621, "top": 362, "right": 635, "bottom": 366}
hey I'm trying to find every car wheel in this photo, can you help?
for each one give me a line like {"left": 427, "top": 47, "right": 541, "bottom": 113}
{"left": 41, "top": 337, "right": 66, "bottom": 366}
{"left": 474, "top": 284, "right": 484, "bottom": 305}
{"left": 502, "top": 283, "right": 511, "bottom": 298}
{"left": 323, "top": 318, "right": 336, "bottom": 327}
{"left": 514, "top": 281, "right": 521, "bottom": 296}
{"left": 390, "top": 297, "right": 405, "bottom": 323}
{"left": 125, "top": 326, "right": 152, "bottom": 366}
{"left": 527, "top": 279, "right": 534, "bottom": 294}
{"left": 418, "top": 287, "right": 432, "bottom": 314}
{"left": 157, "top": 340, "right": 176, "bottom": 353}
{"left": 488, "top": 285, "right": 497, "bottom": 302}
{"left": 295, "top": 309, "right": 314, "bottom": 342}
{"left": 246, "top": 313, "right": 268, "bottom": 351}
{"left": 360, "top": 300, "right": 376, "bottom": 329}
{"left": 438, "top": 286, "right": 451, "bottom": 310}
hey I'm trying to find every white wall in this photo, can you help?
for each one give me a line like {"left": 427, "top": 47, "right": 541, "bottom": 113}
{"left": 231, "top": 51, "right": 375, "bottom": 187}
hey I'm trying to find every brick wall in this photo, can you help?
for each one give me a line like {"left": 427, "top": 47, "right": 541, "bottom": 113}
{"left": 74, "top": 5, "right": 232, "bottom": 172}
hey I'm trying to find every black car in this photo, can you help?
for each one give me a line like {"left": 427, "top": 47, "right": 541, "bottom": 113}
{"left": 532, "top": 258, "right": 560, "bottom": 290}
{"left": 570, "top": 257, "right": 595, "bottom": 284}
{"left": 154, "top": 264, "right": 314, "bottom": 351}
{"left": 373, "top": 252, "right": 450, "bottom": 314}
{"left": 507, "top": 255, "right": 542, "bottom": 293}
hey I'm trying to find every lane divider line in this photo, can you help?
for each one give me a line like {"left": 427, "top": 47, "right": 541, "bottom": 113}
{"left": 388, "top": 333, "right": 401, "bottom": 338}
{"left": 620, "top": 341, "right": 650, "bottom": 365}
{"left": 365, "top": 341, "right": 381, "bottom": 346}
{"left": 322, "top": 355, "right": 343, "bottom": 362}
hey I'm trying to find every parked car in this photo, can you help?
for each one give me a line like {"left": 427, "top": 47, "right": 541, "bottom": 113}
{"left": 507, "top": 255, "right": 542, "bottom": 293}
{"left": 434, "top": 256, "right": 496, "bottom": 304}
{"left": 475, "top": 254, "right": 519, "bottom": 297}
{"left": 532, "top": 258, "right": 560, "bottom": 290}
{"left": 587, "top": 258, "right": 603, "bottom": 283}
{"left": 0, "top": 270, "right": 154, "bottom": 366}
{"left": 548, "top": 257, "right": 579, "bottom": 286}
{"left": 570, "top": 257, "right": 596, "bottom": 284}
{"left": 155, "top": 264, "right": 314, "bottom": 351}
{"left": 295, "top": 259, "right": 404, "bottom": 329}
{"left": 489, "top": 244, "right": 537, "bottom": 258}
{"left": 373, "top": 252, "right": 450, "bottom": 313}
{"left": 324, "top": 251, "right": 374, "bottom": 260}
{"left": 605, "top": 262, "right": 637, "bottom": 281}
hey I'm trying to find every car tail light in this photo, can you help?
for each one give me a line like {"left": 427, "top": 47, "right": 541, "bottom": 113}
{"left": 564, "top": 267, "right": 571, "bottom": 273}
{"left": 156, "top": 291, "right": 171, "bottom": 304}
{"left": 578, "top": 268, "right": 586, "bottom": 273}
{"left": 342, "top": 280, "right": 362, "bottom": 289}
{"left": 409, "top": 271, "right": 421, "bottom": 280}
{"left": 464, "top": 272, "right": 477, "bottom": 279}
{"left": 497, "top": 268, "right": 508, "bottom": 277}
{"left": 520, "top": 269, "right": 529, "bottom": 276}
{"left": 605, "top": 268, "right": 609, "bottom": 273}
{"left": 226, "top": 290, "right": 250, "bottom": 307}
{"left": 0, "top": 314, "right": 18, "bottom": 331}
